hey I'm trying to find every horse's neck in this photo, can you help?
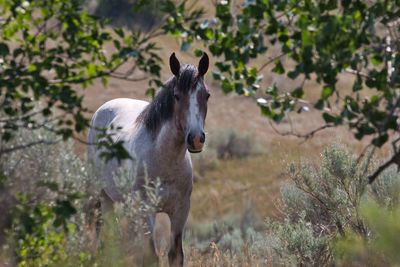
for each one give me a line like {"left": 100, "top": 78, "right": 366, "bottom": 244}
{"left": 154, "top": 120, "right": 187, "bottom": 162}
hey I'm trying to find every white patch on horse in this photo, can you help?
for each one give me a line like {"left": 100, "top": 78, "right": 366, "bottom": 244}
{"left": 188, "top": 84, "right": 203, "bottom": 130}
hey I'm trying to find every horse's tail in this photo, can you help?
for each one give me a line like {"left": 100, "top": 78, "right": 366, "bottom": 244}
{"left": 87, "top": 105, "right": 124, "bottom": 202}
{"left": 87, "top": 106, "right": 116, "bottom": 163}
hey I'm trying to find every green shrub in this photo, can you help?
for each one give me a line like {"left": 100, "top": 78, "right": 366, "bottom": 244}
{"left": 265, "top": 144, "right": 400, "bottom": 266}
{"left": 0, "top": 129, "right": 160, "bottom": 266}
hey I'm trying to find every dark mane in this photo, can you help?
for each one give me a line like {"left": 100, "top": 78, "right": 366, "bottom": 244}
{"left": 136, "top": 64, "right": 198, "bottom": 137}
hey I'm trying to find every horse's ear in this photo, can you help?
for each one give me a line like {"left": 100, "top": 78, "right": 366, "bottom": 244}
{"left": 198, "top": 52, "right": 209, "bottom": 76}
{"left": 169, "top": 52, "right": 180, "bottom": 77}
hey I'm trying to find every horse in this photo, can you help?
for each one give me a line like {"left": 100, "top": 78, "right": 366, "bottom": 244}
{"left": 87, "top": 52, "right": 210, "bottom": 266}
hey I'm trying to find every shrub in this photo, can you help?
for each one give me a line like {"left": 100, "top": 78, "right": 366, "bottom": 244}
{"left": 0, "top": 129, "right": 160, "bottom": 266}
{"left": 209, "top": 129, "right": 254, "bottom": 160}
{"left": 264, "top": 144, "right": 400, "bottom": 266}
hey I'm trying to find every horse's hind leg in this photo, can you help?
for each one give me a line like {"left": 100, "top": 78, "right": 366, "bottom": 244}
{"left": 85, "top": 196, "right": 102, "bottom": 252}
{"left": 86, "top": 190, "right": 115, "bottom": 252}
{"left": 153, "top": 212, "right": 172, "bottom": 267}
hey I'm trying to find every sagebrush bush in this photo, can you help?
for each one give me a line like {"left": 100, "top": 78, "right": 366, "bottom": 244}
{"left": 0, "top": 129, "right": 160, "bottom": 266}
{"left": 264, "top": 144, "right": 400, "bottom": 266}
{"left": 208, "top": 129, "right": 254, "bottom": 160}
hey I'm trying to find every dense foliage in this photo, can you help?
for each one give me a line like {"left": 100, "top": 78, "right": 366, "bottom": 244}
{"left": 0, "top": 0, "right": 163, "bottom": 157}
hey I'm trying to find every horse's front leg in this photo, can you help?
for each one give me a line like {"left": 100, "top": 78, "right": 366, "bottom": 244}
{"left": 168, "top": 232, "right": 184, "bottom": 267}
{"left": 153, "top": 212, "right": 172, "bottom": 267}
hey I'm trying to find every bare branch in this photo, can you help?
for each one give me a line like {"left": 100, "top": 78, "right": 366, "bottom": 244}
{"left": 356, "top": 143, "right": 375, "bottom": 165}
{"left": 0, "top": 109, "right": 46, "bottom": 123}
{"left": 269, "top": 120, "right": 334, "bottom": 140}
{"left": 368, "top": 151, "right": 400, "bottom": 184}
{"left": 0, "top": 139, "right": 61, "bottom": 155}
{"left": 344, "top": 68, "right": 370, "bottom": 79}
{"left": 258, "top": 53, "right": 288, "bottom": 72}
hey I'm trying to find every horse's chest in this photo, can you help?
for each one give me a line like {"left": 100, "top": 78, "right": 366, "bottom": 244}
{"left": 158, "top": 169, "right": 192, "bottom": 203}
{"left": 154, "top": 167, "right": 193, "bottom": 220}
{"left": 133, "top": 158, "right": 193, "bottom": 207}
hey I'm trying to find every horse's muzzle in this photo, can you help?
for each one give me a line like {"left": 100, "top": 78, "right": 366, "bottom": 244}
{"left": 187, "top": 131, "right": 205, "bottom": 153}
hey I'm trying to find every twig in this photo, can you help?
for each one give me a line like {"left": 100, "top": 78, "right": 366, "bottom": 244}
{"left": 0, "top": 139, "right": 60, "bottom": 155}
{"left": 368, "top": 151, "right": 400, "bottom": 184}
{"left": 344, "top": 68, "right": 370, "bottom": 79}
{"left": 258, "top": 53, "right": 287, "bottom": 72}
{"left": 0, "top": 109, "right": 46, "bottom": 123}
{"left": 356, "top": 143, "right": 374, "bottom": 165}
{"left": 269, "top": 120, "right": 334, "bottom": 140}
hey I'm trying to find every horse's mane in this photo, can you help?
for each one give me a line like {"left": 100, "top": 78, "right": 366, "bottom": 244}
{"left": 136, "top": 64, "right": 198, "bottom": 137}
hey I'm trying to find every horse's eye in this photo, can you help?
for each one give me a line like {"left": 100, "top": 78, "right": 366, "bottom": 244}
{"left": 174, "top": 94, "right": 180, "bottom": 101}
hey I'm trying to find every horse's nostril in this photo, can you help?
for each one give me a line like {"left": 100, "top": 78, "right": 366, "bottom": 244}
{"left": 200, "top": 132, "right": 205, "bottom": 143}
{"left": 187, "top": 133, "right": 194, "bottom": 146}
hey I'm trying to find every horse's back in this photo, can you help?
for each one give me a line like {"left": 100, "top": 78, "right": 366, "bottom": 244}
{"left": 88, "top": 98, "right": 148, "bottom": 145}
{"left": 87, "top": 98, "right": 148, "bottom": 201}
{"left": 92, "top": 98, "right": 147, "bottom": 129}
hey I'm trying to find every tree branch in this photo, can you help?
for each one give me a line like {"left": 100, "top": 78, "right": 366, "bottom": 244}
{"left": 258, "top": 53, "right": 288, "bottom": 72}
{"left": 0, "top": 139, "right": 61, "bottom": 155}
{"left": 269, "top": 120, "right": 334, "bottom": 140}
{"left": 368, "top": 151, "right": 400, "bottom": 184}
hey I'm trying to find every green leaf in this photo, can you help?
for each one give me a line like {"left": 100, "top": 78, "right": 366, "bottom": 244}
{"left": 272, "top": 60, "right": 285, "bottom": 74}
{"left": 101, "top": 76, "right": 108, "bottom": 88}
{"left": 301, "top": 30, "right": 313, "bottom": 46}
{"left": 146, "top": 88, "right": 156, "bottom": 99}
{"left": 212, "top": 71, "right": 223, "bottom": 80}
{"left": 114, "top": 28, "right": 125, "bottom": 38}
{"left": 291, "top": 87, "right": 304, "bottom": 98}
{"left": 321, "top": 86, "right": 334, "bottom": 100}
{"left": 0, "top": 43, "right": 9, "bottom": 57}
{"left": 371, "top": 53, "right": 383, "bottom": 66}
{"left": 372, "top": 133, "right": 388, "bottom": 147}
{"left": 288, "top": 70, "right": 300, "bottom": 80}
{"left": 221, "top": 80, "right": 233, "bottom": 93}
{"left": 194, "top": 49, "right": 203, "bottom": 57}
{"left": 314, "top": 99, "right": 325, "bottom": 110}
{"left": 87, "top": 63, "right": 97, "bottom": 76}
{"left": 204, "top": 28, "right": 214, "bottom": 40}
{"left": 322, "top": 112, "right": 341, "bottom": 124}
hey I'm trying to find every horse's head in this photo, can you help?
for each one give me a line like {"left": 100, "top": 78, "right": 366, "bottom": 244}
{"left": 169, "top": 52, "right": 210, "bottom": 153}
